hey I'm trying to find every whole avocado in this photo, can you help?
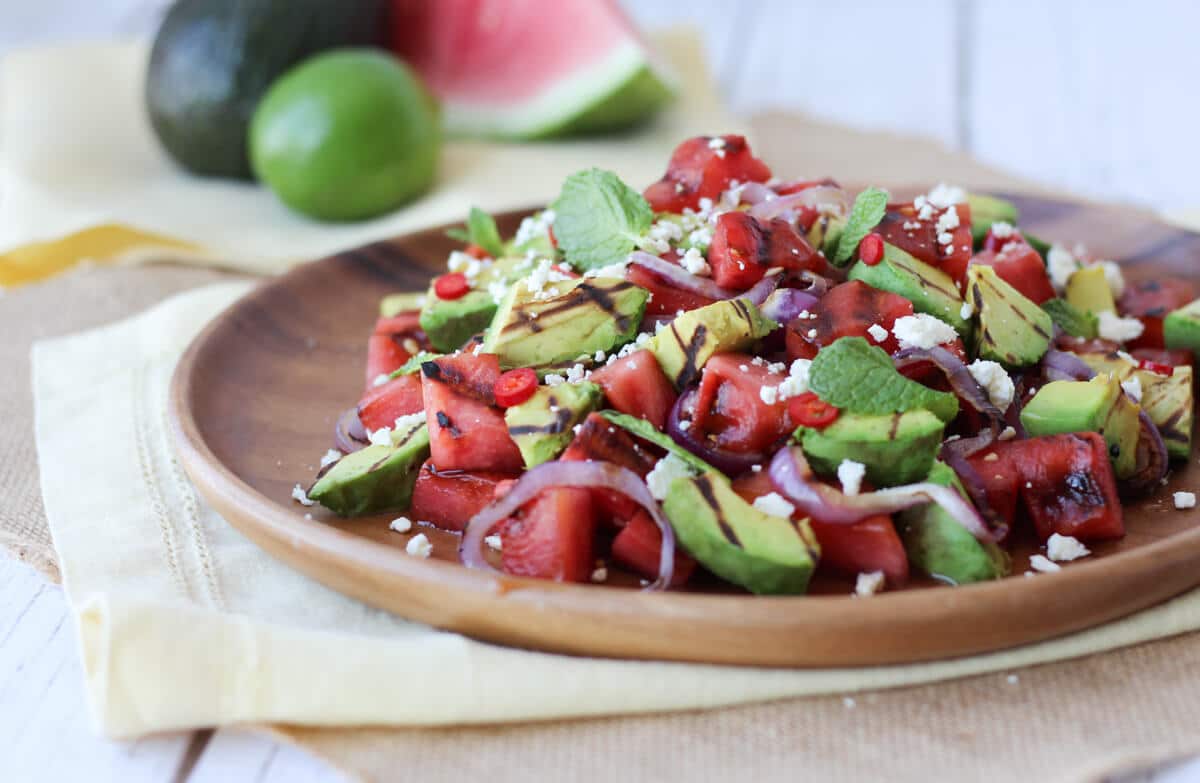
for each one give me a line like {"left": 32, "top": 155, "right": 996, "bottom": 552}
{"left": 145, "top": 0, "right": 386, "bottom": 179}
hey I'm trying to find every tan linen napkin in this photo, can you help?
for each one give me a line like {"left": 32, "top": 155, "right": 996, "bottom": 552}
{"left": 0, "top": 30, "right": 739, "bottom": 279}
{"left": 31, "top": 278, "right": 1200, "bottom": 741}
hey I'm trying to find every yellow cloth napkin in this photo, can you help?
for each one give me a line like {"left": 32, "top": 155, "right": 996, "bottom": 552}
{"left": 31, "top": 281, "right": 1200, "bottom": 739}
{"left": 0, "top": 32, "right": 739, "bottom": 284}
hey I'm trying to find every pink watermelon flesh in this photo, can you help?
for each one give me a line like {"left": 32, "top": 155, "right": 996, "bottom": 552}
{"left": 387, "top": 0, "right": 673, "bottom": 139}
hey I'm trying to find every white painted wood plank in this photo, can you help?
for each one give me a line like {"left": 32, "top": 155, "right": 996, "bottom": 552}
{"left": 0, "top": 557, "right": 195, "bottom": 782}
{"left": 966, "top": 0, "right": 1200, "bottom": 209}
{"left": 189, "top": 730, "right": 343, "bottom": 783}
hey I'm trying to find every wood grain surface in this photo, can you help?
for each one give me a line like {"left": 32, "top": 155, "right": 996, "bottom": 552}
{"left": 169, "top": 195, "right": 1200, "bottom": 667}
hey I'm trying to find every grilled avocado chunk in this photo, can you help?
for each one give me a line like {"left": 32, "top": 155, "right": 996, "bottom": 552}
{"left": 1164, "top": 298, "right": 1200, "bottom": 356}
{"left": 505, "top": 382, "right": 602, "bottom": 467}
{"left": 1020, "top": 374, "right": 1141, "bottom": 479}
{"left": 897, "top": 461, "right": 1009, "bottom": 585}
{"left": 662, "top": 471, "right": 820, "bottom": 595}
{"left": 1075, "top": 352, "right": 1193, "bottom": 460}
{"left": 795, "top": 410, "right": 944, "bottom": 488}
{"left": 307, "top": 422, "right": 429, "bottom": 515}
{"left": 1065, "top": 264, "right": 1117, "bottom": 315}
{"left": 966, "top": 193, "right": 1019, "bottom": 246}
{"left": 482, "top": 277, "right": 648, "bottom": 369}
{"left": 648, "top": 298, "right": 777, "bottom": 389}
{"left": 848, "top": 243, "right": 970, "bottom": 336}
{"left": 966, "top": 264, "right": 1052, "bottom": 368}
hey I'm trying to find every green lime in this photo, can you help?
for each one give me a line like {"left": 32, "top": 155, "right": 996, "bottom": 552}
{"left": 250, "top": 49, "right": 440, "bottom": 222}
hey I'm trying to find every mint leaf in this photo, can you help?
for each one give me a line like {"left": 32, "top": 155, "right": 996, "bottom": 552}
{"left": 808, "top": 337, "right": 959, "bottom": 422}
{"left": 1041, "top": 298, "right": 1098, "bottom": 339}
{"left": 598, "top": 410, "right": 715, "bottom": 474}
{"left": 832, "top": 187, "right": 889, "bottom": 266}
{"left": 552, "top": 169, "right": 653, "bottom": 271}
{"left": 446, "top": 207, "right": 506, "bottom": 258}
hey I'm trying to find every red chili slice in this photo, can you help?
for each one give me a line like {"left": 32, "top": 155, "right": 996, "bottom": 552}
{"left": 464, "top": 244, "right": 490, "bottom": 260}
{"left": 434, "top": 272, "right": 470, "bottom": 300}
{"left": 859, "top": 232, "right": 885, "bottom": 266}
{"left": 788, "top": 392, "right": 840, "bottom": 428}
{"left": 493, "top": 368, "right": 539, "bottom": 407}
{"left": 1137, "top": 359, "right": 1175, "bottom": 376}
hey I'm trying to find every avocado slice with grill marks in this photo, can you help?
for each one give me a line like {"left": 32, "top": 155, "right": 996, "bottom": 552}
{"left": 967, "top": 264, "right": 1053, "bottom": 369}
{"left": 848, "top": 242, "right": 970, "bottom": 336}
{"left": 505, "top": 382, "right": 602, "bottom": 467}
{"left": 662, "top": 471, "right": 819, "bottom": 595}
{"left": 1020, "top": 374, "right": 1141, "bottom": 479}
{"left": 307, "top": 422, "right": 430, "bottom": 515}
{"left": 1075, "top": 352, "right": 1193, "bottom": 460}
{"left": 647, "top": 298, "right": 777, "bottom": 389}
{"left": 795, "top": 409, "right": 944, "bottom": 488}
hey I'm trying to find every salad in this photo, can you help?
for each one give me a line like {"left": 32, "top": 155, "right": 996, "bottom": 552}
{"left": 296, "top": 134, "right": 1200, "bottom": 596}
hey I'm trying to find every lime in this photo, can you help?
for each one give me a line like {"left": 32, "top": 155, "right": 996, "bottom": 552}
{"left": 250, "top": 49, "right": 440, "bottom": 222}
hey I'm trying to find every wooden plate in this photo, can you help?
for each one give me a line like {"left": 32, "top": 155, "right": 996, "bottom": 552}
{"left": 169, "top": 194, "right": 1200, "bottom": 667}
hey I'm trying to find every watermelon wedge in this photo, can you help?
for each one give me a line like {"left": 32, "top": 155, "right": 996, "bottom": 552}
{"left": 387, "top": 0, "right": 674, "bottom": 139}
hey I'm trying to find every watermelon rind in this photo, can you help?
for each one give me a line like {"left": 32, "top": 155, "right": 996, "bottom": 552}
{"left": 440, "top": 39, "right": 676, "bottom": 140}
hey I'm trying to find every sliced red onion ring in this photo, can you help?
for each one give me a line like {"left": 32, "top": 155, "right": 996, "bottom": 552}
{"left": 737, "top": 181, "right": 775, "bottom": 205}
{"left": 748, "top": 186, "right": 848, "bottom": 223}
{"left": 892, "top": 346, "right": 1005, "bottom": 420}
{"left": 334, "top": 407, "right": 369, "bottom": 454}
{"left": 939, "top": 436, "right": 1010, "bottom": 540}
{"left": 769, "top": 446, "right": 994, "bottom": 542}
{"left": 761, "top": 288, "right": 820, "bottom": 324}
{"left": 1041, "top": 349, "right": 1096, "bottom": 382}
{"left": 627, "top": 251, "right": 780, "bottom": 306}
{"left": 667, "top": 389, "right": 768, "bottom": 476}
{"left": 459, "top": 461, "right": 676, "bottom": 590}
{"left": 796, "top": 270, "right": 834, "bottom": 297}
{"left": 1126, "top": 409, "right": 1169, "bottom": 495}
{"left": 742, "top": 272, "right": 782, "bottom": 306}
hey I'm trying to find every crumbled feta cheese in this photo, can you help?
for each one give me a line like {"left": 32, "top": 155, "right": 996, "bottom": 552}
{"left": 759, "top": 385, "right": 779, "bottom": 405}
{"left": 707, "top": 136, "right": 727, "bottom": 152}
{"left": 998, "top": 426, "right": 1017, "bottom": 441}
{"left": 636, "top": 332, "right": 652, "bottom": 346}
{"left": 485, "top": 534, "right": 503, "bottom": 551}
{"left": 752, "top": 492, "right": 795, "bottom": 518}
{"left": 1096, "top": 260, "right": 1125, "bottom": 298}
{"left": 680, "top": 247, "right": 711, "bottom": 276}
{"left": 807, "top": 328, "right": 818, "bottom": 338}
{"left": 751, "top": 356, "right": 766, "bottom": 366}
{"left": 544, "top": 373, "right": 565, "bottom": 386}
{"left": 646, "top": 454, "right": 694, "bottom": 501}
{"left": 968, "top": 359, "right": 1015, "bottom": 410}
{"left": 523, "top": 258, "right": 553, "bottom": 296}
{"left": 982, "top": 453, "right": 999, "bottom": 462}
{"left": 446, "top": 249, "right": 473, "bottom": 273}
{"left": 837, "top": 459, "right": 867, "bottom": 496}
{"left": 1007, "top": 674, "right": 1020, "bottom": 685}
{"left": 926, "top": 183, "right": 966, "bottom": 208}
{"left": 648, "top": 219, "right": 683, "bottom": 243}
{"left": 372, "top": 373, "right": 391, "bottom": 387}
{"left": 594, "top": 349, "right": 606, "bottom": 363}
{"left": 937, "top": 231, "right": 954, "bottom": 246}
{"left": 389, "top": 516, "right": 413, "bottom": 533}
{"left": 751, "top": 464, "right": 763, "bottom": 473}
{"left": 319, "top": 449, "right": 342, "bottom": 468}
{"left": 1046, "top": 533, "right": 1091, "bottom": 562}
{"left": 1097, "top": 311, "right": 1145, "bottom": 343}
{"left": 1047, "top": 245, "right": 1079, "bottom": 291}
{"left": 565, "top": 363, "right": 589, "bottom": 384}
{"left": 368, "top": 427, "right": 393, "bottom": 447}
{"left": 291, "top": 484, "right": 315, "bottom": 506}
{"left": 739, "top": 364, "right": 750, "bottom": 372}
{"left": 776, "top": 359, "right": 812, "bottom": 400}
{"left": 902, "top": 220, "right": 922, "bottom": 231}
{"left": 917, "top": 203, "right": 934, "bottom": 221}
{"left": 990, "top": 221, "right": 1015, "bottom": 238}
{"left": 936, "top": 205, "right": 960, "bottom": 233}
{"left": 392, "top": 411, "right": 426, "bottom": 435}
{"left": 488, "top": 280, "right": 509, "bottom": 303}
{"left": 591, "top": 567, "right": 608, "bottom": 582}
{"left": 514, "top": 209, "right": 555, "bottom": 246}
{"left": 677, "top": 419, "right": 691, "bottom": 432}
{"left": 843, "top": 696, "right": 857, "bottom": 708}
{"left": 960, "top": 300, "right": 975, "bottom": 320}
{"left": 854, "top": 570, "right": 885, "bottom": 597}
{"left": 572, "top": 423, "right": 583, "bottom": 436}
{"left": 891, "top": 314, "right": 958, "bottom": 350}
{"left": 405, "top": 533, "right": 433, "bottom": 558}
{"left": 767, "top": 361, "right": 787, "bottom": 374}
{"left": 867, "top": 323, "right": 889, "bottom": 343}
{"left": 688, "top": 225, "right": 714, "bottom": 247}
{"left": 584, "top": 260, "right": 631, "bottom": 279}
{"left": 636, "top": 235, "right": 670, "bottom": 255}
{"left": 402, "top": 338, "right": 421, "bottom": 354}
{"left": 1121, "top": 375, "right": 1143, "bottom": 402}
{"left": 1029, "top": 554, "right": 1061, "bottom": 573}
{"left": 1174, "top": 491, "right": 1197, "bottom": 509}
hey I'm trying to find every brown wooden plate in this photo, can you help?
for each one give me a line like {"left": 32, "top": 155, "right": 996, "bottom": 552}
{"left": 169, "top": 194, "right": 1200, "bottom": 667}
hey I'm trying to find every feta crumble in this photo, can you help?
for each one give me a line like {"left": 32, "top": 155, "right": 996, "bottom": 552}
{"left": 485, "top": 534, "right": 503, "bottom": 551}
{"left": 405, "top": 533, "right": 433, "bottom": 558}
{"left": 766, "top": 361, "right": 787, "bottom": 374}
{"left": 565, "top": 363, "right": 589, "bottom": 384}
{"left": 998, "top": 426, "right": 1017, "bottom": 441}
{"left": 1046, "top": 533, "right": 1091, "bottom": 562}
{"left": 544, "top": 373, "right": 565, "bottom": 386}
{"left": 752, "top": 492, "right": 795, "bottom": 519}
{"left": 990, "top": 221, "right": 1015, "bottom": 238}
{"left": 854, "top": 570, "right": 885, "bottom": 597}
{"left": 776, "top": 358, "right": 812, "bottom": 400}
{"left": 1174, "top": 491, "right": 1197, "bottom": 510}
{"left": 646, "top": 454, "right": 694, "bottom": 501}
{"left": 759, "top": 385, "right": 779, "bottom": 405}
{"left": 368, "top": 427, "right": 393, "bottom": 447}
{"left": 968, "top": 359, "right": 1015, "bottom": 410}
{"left": 1047, "top": 245, "right": 1080, "bottom": 291}
{"left": 891, "top": 314, "right": 958, "bottom": 350}
{"left": 926, "top": 183, "right": 966, "bottom": 208}
{"left": 1096, "top": 260, "right": 1126, "bottom": 298}
{"left": 1029, "top": 554, "right": 1061, "bottom": 573}
{"left": 591, "top": 567, "right": 609, "bottom": 582}
{"left": 393, "top": 411, "right": 426, "bottom": 435}
{"left": 291, "top": 484, "right": 315, "bottom": 507}
{"left": 866, "top": 323, "right": 889, "bottom": 343}
{"left": 837, "top": 459, "right": 866, "bottom": 496}
{"left": 1097, "top": 311, "right": 1145, "bottom": 343}
{"left": 319, "top": 449, "right": 342, "bottom": 468}
{"left": 389, "top": 516, "right": 413, "bottom": 533}
{"left": 1121, "top": 375, "right": 1143, "bottom": 403}
{"left": 960, "top": 300, "right": 975, "bottom": 320}
{"left": 680, "top": 247, "right": 711, "bottom": 276}
{"left": 514, "top": 209, "right": 555, "bottom": 246}
{"left": 935, "top": 205, "right": 960, "bottom": 233}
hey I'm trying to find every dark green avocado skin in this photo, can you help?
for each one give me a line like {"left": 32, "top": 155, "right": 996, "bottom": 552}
{"left": 146, "top": 0, "right": 386, "bottom": 179}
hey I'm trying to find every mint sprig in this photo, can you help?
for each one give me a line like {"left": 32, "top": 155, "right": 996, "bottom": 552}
{"left": 445, "top": 206, "right": 505, "bottom": 258}
{"left": 552, "top": 169, "right": 653, "bottom": 271}
{"left": 832, "top": 187, "right": 889, "bottom": 266}
{"left": 808, "top": 336, "right": 959, "bottom": 422}
{"left": 1041, "top": 298, "right": 1098, "bottom": 339}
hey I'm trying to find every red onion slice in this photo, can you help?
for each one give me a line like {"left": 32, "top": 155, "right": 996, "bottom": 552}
{"left": 459, "top": 461, "right": 676, "bottom": 590}
{"left": 1041, "top": 349, "right": 1096, "bottom": 382}
{"left": 737, "top": 181, "right": 775, "bottom": 205}
{"left": 761, "top": 288, "right": 820, "bottom": 325}
{"left": 627, "top": 251, "right": 781, "bottom": 306}
{"left": 796, "top": 270, "right": 834, "bottom": 297}
{"left": 748, "top": 186, "right": 848, "bottom": 223}
{"left": 769, "top": 447, "right": 994, "bottom": 542}
{"left": 742, "top": 272, "right": 783, "bottom": 306}
{"left": 893, "top": 346, "right": 1005, "bottom": 420}
{"left": 1125, "top": 409, "right": 1169, "bottom": 495}
{"left": 667, "top": 389, "right": 768, "bottom": 476}
{"left": 334, "top": 407, "right": 369, "bottom": 454}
